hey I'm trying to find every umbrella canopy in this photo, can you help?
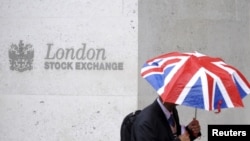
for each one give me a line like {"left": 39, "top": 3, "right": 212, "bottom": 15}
{"left": 141, "top": 51, "right": 250, "bottom": 112}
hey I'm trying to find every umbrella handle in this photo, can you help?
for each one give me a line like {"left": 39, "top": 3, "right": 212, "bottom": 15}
{"left": 194, "top": 108, "right": 197, "bottom": 119}
{"left": 192, "top": 108, "right": 201, "bottom": 138}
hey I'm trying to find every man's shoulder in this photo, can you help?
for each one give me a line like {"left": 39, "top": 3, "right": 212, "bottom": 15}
{"left": 134, "top": 100, "right": 163, "bottom": 123}
{"left": 138, "top": 100, "right": 159, "bottom": 114}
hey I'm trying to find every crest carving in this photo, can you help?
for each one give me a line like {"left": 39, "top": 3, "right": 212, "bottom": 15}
{"left": 9, "top": 40, "right": 34, "bottom": 72}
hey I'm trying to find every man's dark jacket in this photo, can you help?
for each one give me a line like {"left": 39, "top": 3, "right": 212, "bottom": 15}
{"left": 131, "top": 99, "right": 199, "bottom": 141}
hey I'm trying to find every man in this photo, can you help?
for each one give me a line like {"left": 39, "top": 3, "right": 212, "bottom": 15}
{"left": 131, "top": 96, "right": 201, "bottom": 141}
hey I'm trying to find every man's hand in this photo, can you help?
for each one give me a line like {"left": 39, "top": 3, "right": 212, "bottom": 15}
{"left": 178, "top": 131, "right": 190, "bottom": 141}
{"left": 187, "top": 118, "right": 201, "bottom": 136}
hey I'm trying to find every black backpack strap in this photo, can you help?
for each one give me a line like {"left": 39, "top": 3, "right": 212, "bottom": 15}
{"left": 120, "top": 110, "right": 141, "bottom": 141}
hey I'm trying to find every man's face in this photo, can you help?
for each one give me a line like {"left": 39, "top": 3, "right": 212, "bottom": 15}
{"left": 164, "top": 102, "right": 176, "bottom": 111}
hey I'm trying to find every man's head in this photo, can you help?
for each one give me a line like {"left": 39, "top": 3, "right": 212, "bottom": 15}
{"left": 159, "top": 96, "right": 177, "bottom": 112}
{"left": 163, "top": 102, "right": 177, "bottom": 112}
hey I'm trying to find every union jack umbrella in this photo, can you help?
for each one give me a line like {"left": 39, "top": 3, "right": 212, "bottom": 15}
{"left": 141, "top": 51, "right": 250, "bottom": 116}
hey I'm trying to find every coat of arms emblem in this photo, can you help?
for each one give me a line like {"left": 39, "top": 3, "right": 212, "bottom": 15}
{"left": 9, "top": 40, "right": 34, "bottom": 72}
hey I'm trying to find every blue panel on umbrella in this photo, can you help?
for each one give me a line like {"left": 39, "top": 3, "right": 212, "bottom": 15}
{"left": 145, "top": 65, "right": 174, "bottom": 91}
{"left": 145, "top": 74, "right": 163, "bottom": 91}
{"left": 213, "top": 84, "right": 227, "bottom": 109}
{"left": 182, "top": 77, "right": 204, "bottom": 109}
